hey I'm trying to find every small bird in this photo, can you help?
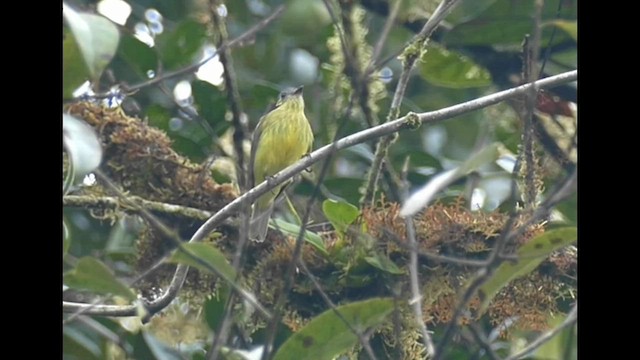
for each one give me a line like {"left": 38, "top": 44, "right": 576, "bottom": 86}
{"left": 248, "top": 86, "right": 314, "bottom": 241}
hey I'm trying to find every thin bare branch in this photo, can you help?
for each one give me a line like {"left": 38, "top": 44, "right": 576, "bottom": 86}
{"left": 367, "top": 0, "right": 403, "bottom": 72}
{"left": 62, "top": 70, "right": 577, "bottom": 320}
{"left": 83, "top": 5, "right": 285, "bottom": 100}
{"left": 298, "top": 259, "right": 379, "bottom": 360}
{"left": 63, "top": 171, "right": 272, "bottom": 323}
{"left": 505, "top": 304, "right": 577, "bottom": 360}
{"left": 405, "top": 216, "right": 435, "bottom": 357}
{"left": 260, "top": 95, "right": 359, "bottom": 360}
{"left": 433, "top": 167, "right": 577, "bottom": 359}
{"left": 154, "top": 72, "right": 577, "bottom": 324}
{"left": 210, "top": 0, "right": 248, "bottom": 189}
{"left": 321, "top": 0, "right": 354, "bottom": 67}
{"left": 368, "top": 0, "right": 464, "bottom": 74}
{"left": 362, "top": 0, "right": 464, "bottom": 207}
{"left": 467, "top": 323, "right": 503, "bottom": 360}
{"left": 520, "top": 0, "right": 544, "bottom": 209}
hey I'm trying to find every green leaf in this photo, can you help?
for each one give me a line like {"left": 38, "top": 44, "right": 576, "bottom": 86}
{"left": 168, "top": 243, "right": 236, "bottom": 281}
{"left": 364, "top": 253, "right": 404, "bottom": 275}
{"left": 63, "top": 4, "right": 120, "bottom": 81}
{"left": 63, "top": 29, "right": 90, "bottom": 99}
{"left": 63, "top": 114, "right": 103, "bottom": 184}
{"left": 118, "top": 33, "right": 158, "bottom": 78}
{"left": 273, "top": 298, "right": 394, "bottom": 360}
{"left": 271, "top": 218, "right": 328, "bottom": 256}
{"left": 146, "top": 104, "right": 172, "bottom": 131}
{"left": 533, "top": 312, "right": 577, "bottom": 360}
{"left": 63, "top": 326, "right": 102, "bottom": 359}
{"left": 322, "top": 199, "right": 360, "bottom": 233}
{"left": 157, "top": 20, "right": 206, "bottom": 69}
{"left": 447, "top": 0, "right": 499, "bottom": 25}
{"left": 420, "top": 43, "right": 492, "bottom": 89}
{"left": 319, "top": 178, "right": 363, "bottom": 205}
{"left": 64, "top": 257, "right": 136, "bottom": 300}
{"left": 191, "top": 80, "right": 228, "bottom": 134}
{"left": 204, "top": 286, "right": 229, "bottom": 331}
{"left": 478, "top": 227, "right": 577, "bottom": 314}
{"left": 444, "top": 0, "right": 576, "bottom": 46}
{"left": 547, "top": 20, "right": 577, "bottom": 41}
{"left": 252, "top": 321, "right": 294, "bottom": 352}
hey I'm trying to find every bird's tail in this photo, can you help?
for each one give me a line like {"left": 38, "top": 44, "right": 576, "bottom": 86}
{"left": 248, "top": 182, "right": 291, "bottom": 242}
{"left": 249, "top": 201, "right": 274, "bottom": 242}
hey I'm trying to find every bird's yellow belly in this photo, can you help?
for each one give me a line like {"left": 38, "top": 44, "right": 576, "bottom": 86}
{"left": 254, "top": 125, "right": 309, "bottom": 183}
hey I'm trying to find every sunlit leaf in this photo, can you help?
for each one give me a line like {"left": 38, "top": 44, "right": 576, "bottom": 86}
{"left": 64, "top": 257, "right": 136, "bottom": 300}
{"left": 420, "top": 43, "right": 492, "bottom": 88}
{"left": 63, "top": 29, "right": 90, "bottom": 99}
{"left": 168, "top": 243, "right": 236, "bottom": 281}
{"left": 63, "top": 4, "right": 120, "bottom": 81}
{"left": 273, "top": 298, "right": 394, "bottom": 360}
{"left": 271, "top": 218, "right": 328, "bottom": 256}
{"left": 547, "top": 20, "right": 577, "bottom": 41}
{"left": 322, "top": 199, "right": 360, "bottom": 233}
{"left": 478, "top": 227, "right": 577, "bottom": 314}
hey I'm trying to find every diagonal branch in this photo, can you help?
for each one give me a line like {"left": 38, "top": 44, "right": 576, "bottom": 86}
{"left": 405, "top": 216, "right": 435, "bottom": 356}
{"left": 210, "top": 0, "right": 249, "bottom": 189}
{"left": 361, "top": 0, "right": 464, "bottom": 207}
{"left": 62, "top": 70, "right": 577, "bottom": 319}
{"left": 433, "top": 166, "right": 577, "bottom": 359}
{"left": 504, "top": 304, "right": 577, "bottom": 360}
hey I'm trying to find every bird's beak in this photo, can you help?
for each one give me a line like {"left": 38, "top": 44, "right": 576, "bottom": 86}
{"left": 293, "top": 86, "right": 304, "bottom": 95}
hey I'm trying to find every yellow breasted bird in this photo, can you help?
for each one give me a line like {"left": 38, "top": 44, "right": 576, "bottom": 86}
{"left": 248, "top": 86, "right": 314, "bottom": 241}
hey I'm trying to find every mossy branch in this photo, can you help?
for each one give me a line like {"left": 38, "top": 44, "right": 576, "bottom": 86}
{"left": 63, "top": 194, "right": 213, "bottom": 221}
{"left": 360, "top": 0, "right": 463, "bottom": 208}
{"left": 62, "top": 70, "right": 577, "bottom": 320}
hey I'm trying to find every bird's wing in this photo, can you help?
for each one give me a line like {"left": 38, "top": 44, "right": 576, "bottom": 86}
{"left": 249, "top": 101, "right": 280, "bottom": 188}
{"left": 248, "top": 115, "right": 263, "bottom": 189}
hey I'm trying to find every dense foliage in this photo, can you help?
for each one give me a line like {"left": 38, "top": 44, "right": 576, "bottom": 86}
{"left": 63, "top": 0, "right": 577, "bottom": 359}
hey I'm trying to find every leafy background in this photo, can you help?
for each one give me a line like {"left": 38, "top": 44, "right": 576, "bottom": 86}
{"left": 63, "top": 0, "right": 577, "bottom": 359}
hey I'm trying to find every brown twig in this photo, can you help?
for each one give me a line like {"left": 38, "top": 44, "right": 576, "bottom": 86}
{"left": 210, "top": 0, "right": 248, "bottom": 189}
{"left": 504, "top": 304, "right": 577, "bottom": 360}
{"left": 361, "top": 0, "right": 463, "bottom": 208}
